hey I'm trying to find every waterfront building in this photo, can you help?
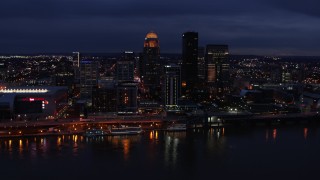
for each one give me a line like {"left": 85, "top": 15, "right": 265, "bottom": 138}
{"left": 0, "top": 86, "right": 68, "bottom": 120}
{"left": 205, "top": 45, "right": 230, "bottom": 100}
{"left": 92, "top": 79, "right": 117, "bottom": 113}
{"left": 117, "top": 82, "right": 138, "bottom": 115}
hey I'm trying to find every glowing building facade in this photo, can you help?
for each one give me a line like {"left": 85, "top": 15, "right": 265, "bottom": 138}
{"left": 205, "top": 45, "right": 230, "bottom": 99}
{"left": 0, "top": 86, "right": 68, "bottom": 120}
{"left": 164, "top": 65, "right": 181, "bottom": 111}
{"left": 140, "top": 31, "right": 162, "bottom": 100}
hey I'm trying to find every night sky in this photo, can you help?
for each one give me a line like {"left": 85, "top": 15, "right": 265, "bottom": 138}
{"left": 1, "top": 0, "right": 320, "bottom": 56}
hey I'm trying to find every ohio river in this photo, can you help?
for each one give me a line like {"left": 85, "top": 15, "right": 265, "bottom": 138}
{"left": 0, "top": 125, "right": 319, "bottom": 180}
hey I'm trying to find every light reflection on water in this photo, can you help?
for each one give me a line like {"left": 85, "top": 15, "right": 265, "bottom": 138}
{"left": 0, "top": 125, "right": 316, "bottom": 174}
{"left": 304, "top": 127, "right": 308, "bottom": 139}
{"left": 164, "top": 132, "right": 183, "bottom": 168}
{"left": 0, "top": 128, "right": 227, "bottom": 161}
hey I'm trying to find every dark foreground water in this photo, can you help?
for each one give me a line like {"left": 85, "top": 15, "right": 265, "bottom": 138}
{"left": 0, "top": 125, "right": 319, "bottom": 180}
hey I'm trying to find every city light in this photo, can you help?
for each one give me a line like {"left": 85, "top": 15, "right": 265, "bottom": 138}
{"left": 0, "top": 89, "right": 48, "bottom": 93}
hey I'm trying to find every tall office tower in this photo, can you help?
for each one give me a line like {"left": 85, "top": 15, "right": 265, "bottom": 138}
{"left": 92, "top": 79, "right": 117, "bottom": 113}
{"left": 80, "top": 59, "right": 99, "bottom": 103}
{"left": 116, "top": 60, "right": 134, "bottom": 82}
{"left": 117, "top": 82, "right": 138, "bottom": 115}
{"left": 72, "top": 52, "right": 81, "bottom": 83}
{"left": 181, "top": 32, "right": 198, "bottom": 97}
{"left": 205, "top": 45, "right": 230, "bottom": 99}
{"left": 140, "top": 31, "right": 161, "bottom": 100}
{"left": 198, "top": 46, "right": 206, "bottom": 82}
{"left": 164, "top": 65, "right": 181, "bottom": 111}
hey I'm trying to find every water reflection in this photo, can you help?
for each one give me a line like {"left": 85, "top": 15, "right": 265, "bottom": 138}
{"left": 0, "top": 126, "right": 314, "bottom": 165}
{"left": 8, "top": 139, "right": 12, "bottom": 150}
{"left": 19, "top": 139, "right": 23, "bottom": 157}
{"left": 272, "top": 128, "right": 277, "bottom": 140}
{"left": 149, "top": 130, "right": 159, "bottom": 140}
{"left": 57, "top": 137, "right": 61, "bottom": 147}
{"left": 304, "top": 128, "right": 308, "bottom": 140}
{"left": 164, "top": 133, "right": 180, "bottom": 168}
{"left": 122, "top": 139, "right": 130, "bottom": 160}
{"left": 72, "top": 135, "right": 78, "bottom": 155}
{"left": 265, "top": 128, "right": 277, "bottom": 141}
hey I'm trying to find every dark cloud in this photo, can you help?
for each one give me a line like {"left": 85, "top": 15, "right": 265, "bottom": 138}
{"left": 0, "top": 0, "right": 264, "bottom": 19}
{"left": 0, "top": 0, "right": 319, "bottom": 55}
{"left": 268, "top": 0, "right": 320, "bottom": 18}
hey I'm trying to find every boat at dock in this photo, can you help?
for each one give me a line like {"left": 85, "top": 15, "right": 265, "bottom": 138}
{"left": 108, "top": 125, "right": 144, "bottom": 135}
{"left": 166, "top": 123, "right": 187, "bottom": 131}
{"left": 83, "top": 129, "right": 107, "bottom": 137}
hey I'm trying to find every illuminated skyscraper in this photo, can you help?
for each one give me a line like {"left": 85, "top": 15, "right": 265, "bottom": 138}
{"left": 140, "top": 31, "right": 161, "bottom": 100}
{"left": 205, "top": 45, "right": 230, "bottom": 99}
{"left": 181, "top": 32, "right": 198, "bottom": 97}
{"left": 164, "top": 65, "right": 181, "bottom": 111}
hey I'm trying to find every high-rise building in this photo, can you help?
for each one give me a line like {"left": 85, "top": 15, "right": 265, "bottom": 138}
{"left": 117, "top": 82, "right": 138, "bottom": 115}
{"left": 181, "top": 32, "right": 198, "bottom": 97}
{"left": 92, "top": 79, "right": 117, "bottom": 113}
{"left": 140, "top": 31, "right": 161, "bottom": 100}
{"left": 198, "top": 46, "right": 205, "bottom": 81}
{"left": 80, "top": 60, "right": 99, "bottom": 102}
{"left": 164, "top": 65, "right": 181, "bottom": 111}
{"left": 116, "top": 60, "right": 134, "bottom": 82}
{"left": 205, "top": 45, "right": 230, "bottom": 99}
{"left": 72, "top": 52, "right": 81, "bottom": 84}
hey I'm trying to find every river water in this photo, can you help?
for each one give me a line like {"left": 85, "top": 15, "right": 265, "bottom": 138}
{"left": 0, "top": 125, "right": 319, "bottom": 180}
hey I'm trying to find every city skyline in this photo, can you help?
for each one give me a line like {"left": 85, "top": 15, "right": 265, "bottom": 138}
{"left": 0, "top": 0, "right": 320, "bottom": 56}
